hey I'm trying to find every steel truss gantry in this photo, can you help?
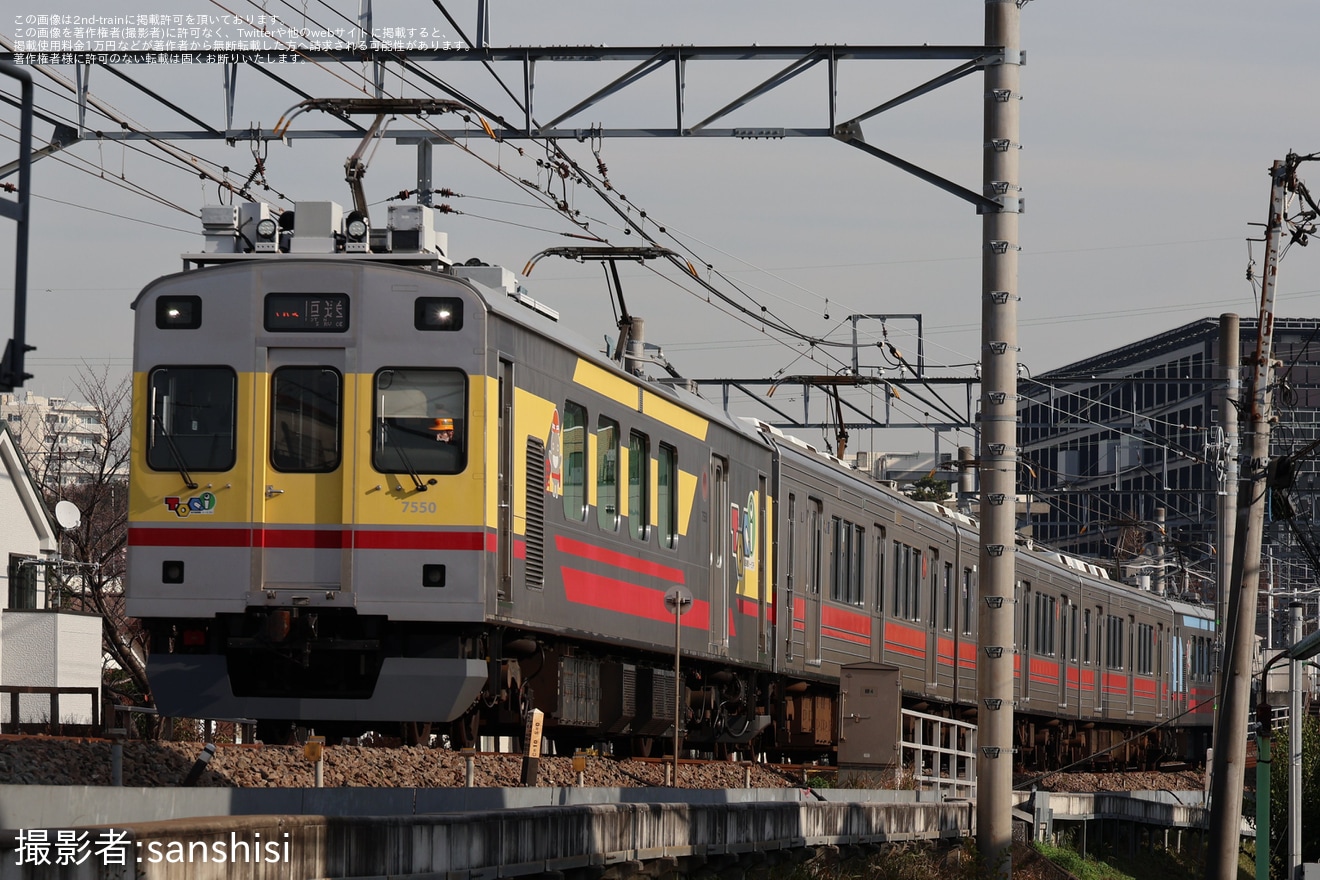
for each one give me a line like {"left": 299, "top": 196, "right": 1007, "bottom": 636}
{"left": 4, "top": 43, "right": 1010, "bottom": 214}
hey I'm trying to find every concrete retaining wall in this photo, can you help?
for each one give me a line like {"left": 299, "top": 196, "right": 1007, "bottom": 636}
{"left": 0, "top": 799, "right": 974, "bottom": 880}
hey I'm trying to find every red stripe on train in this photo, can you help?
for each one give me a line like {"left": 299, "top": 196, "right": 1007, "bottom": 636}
{"left": 555, "top": 535, "right": 686, "bottom": 582}
{"left": 562, "top": 568, "right": 709, "bottom": 627}
{"left": 128, "top": 526, "right": 492, "bottom": 551}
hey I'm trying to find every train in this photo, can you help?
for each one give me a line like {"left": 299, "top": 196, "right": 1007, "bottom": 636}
{"left": 125, "top": 199, "right": 1216, "bottom": 767}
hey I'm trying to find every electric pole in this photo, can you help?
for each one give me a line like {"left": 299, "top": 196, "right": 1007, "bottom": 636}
{"left": 1207, "top": 157, "right": 1298, "bottom": 880}
{"left": 977, "top": 2, "right": 1022, "bottom": 877}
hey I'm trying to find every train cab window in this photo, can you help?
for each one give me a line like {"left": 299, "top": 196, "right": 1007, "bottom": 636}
{"left": 562, "top": 401, "right": 587, "bottom": 521}
{"left": 373, "top": 368, "right": 467, "bottom": 476}
{"left": 657, "top": 444, "right": 678, "bottom": 549}
{"left": 146, "top": 366, "right": 237, "bottom": 472}
{"left": 628, "top": 430, "right": 649, "bottom": 541}
{"left": 270, "top": 367, "right": 342, "bottom": 472}
{"left": 596, "top": 417, "right": 620, "bottom": 531}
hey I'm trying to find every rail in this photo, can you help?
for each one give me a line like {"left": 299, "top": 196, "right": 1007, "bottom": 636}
{"left": 901, "top": 707, "right": 977, "bottom": 799}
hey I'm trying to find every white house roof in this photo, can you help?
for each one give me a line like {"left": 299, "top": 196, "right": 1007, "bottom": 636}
{"left": 0, "top": 422, "right": 57, "bottom": 554}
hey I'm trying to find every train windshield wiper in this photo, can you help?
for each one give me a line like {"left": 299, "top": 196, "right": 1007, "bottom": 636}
{"left": 152, "top": 413, "right": 199, "bottom": 490}
{"left": 382, "top": 419, "right": 435, "bottom": 493}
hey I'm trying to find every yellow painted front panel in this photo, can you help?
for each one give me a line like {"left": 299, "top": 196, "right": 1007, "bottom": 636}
{"left": 352, "top": 373, "right": 491, "bottom": 529}
{"left": 129, "top": 370, "right": 255, "bottom": 525}
{"left": 256, "top": 356, "right": 348, "bottom": 526}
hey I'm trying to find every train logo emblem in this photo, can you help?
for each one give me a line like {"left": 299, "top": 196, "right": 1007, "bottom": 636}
{"left": 164, "top": 492, "right": 217, "bottom": 518}
{"left": 545, "top": 408, "right": 563, "bottom": 498}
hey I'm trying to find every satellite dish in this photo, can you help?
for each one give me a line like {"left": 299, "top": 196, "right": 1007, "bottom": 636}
{"left": 54, "top": 500, "right": 82, "bottom": 530}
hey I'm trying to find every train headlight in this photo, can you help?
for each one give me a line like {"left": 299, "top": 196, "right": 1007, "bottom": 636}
{"left": 155, "top": 296, "right": 202, "bottom": 330}
{"left": 414, "top": 296, "right": 464, "bottom": 331}
{"left": 256, "top": 218, "right": 277, "bottom": 240}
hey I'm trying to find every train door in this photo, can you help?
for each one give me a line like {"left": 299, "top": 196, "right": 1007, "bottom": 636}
{"left": 259, "top": 347, "right": 347, "bottom": 591}
{"left": 785, "top": 493, "right": 797, "bottom": 662}
{"left": 758, "top": 474, "right": 769, "bottom": 656}
{"left": 925, "top": 548, "right": 940, "bottom": 689}
{"left": 709, "top": 456, "right": 729, "bottom": 655}
{"left": 497, "top": 357, "right": 513, "bottom": 600}
{"left": 805, "top": 498, "right": 823, "bottom": 665}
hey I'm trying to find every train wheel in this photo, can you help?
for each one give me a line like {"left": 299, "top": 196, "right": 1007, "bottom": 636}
{"left": 402, "top": 721, "right": 433, "bottom": 747}
{"left": 451, "top": 712, "right": 481, "bottom": 750}
{"left": 630, "top": 736, "right": 655, "bottom": 758}
{"left": 256, "top": 719, "right": 296, "bottom": 745}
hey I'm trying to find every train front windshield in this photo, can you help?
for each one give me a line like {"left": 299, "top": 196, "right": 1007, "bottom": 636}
{"left": 373, "top": 367, "right": 468, "bottom": 475}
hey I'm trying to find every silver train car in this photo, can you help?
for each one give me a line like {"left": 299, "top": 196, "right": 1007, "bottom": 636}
{"left": 125, "top": 200, "right": 1215, "bottom": 764}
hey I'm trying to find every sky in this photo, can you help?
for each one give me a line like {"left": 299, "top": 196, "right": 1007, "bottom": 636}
{"left": 2, "top": 0, "right": 1320, "bottom": 458}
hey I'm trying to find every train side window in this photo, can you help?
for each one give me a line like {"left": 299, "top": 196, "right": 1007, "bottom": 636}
{"left": 1082, "top": 609, "right": 1091, "bottom": 664}
{"left": 628, "top": 430, "right": 649, "bottom": 541}
{"left": 830, "top": 517, "right": 864, "bottom": 605}
{"left": 1106, "top": 614, "right": 1124, "bottom": 670}
{"left": 562, "top": 401, "right": 587, "bottom": 522}
{"left": 1070, "top": 604, "right": 1079, "bottom": 660}
{"left": 146, "top": 366, "right": 238, "bottom": 473}
{"left": 1020, "top": 582, "right": 1029, "bottom": 653}
{"left": 874, "top": 528, "right": 886, "bottom": 612}
{"left": 891, "top": 541, "right": 921, "bottom": 622}
{"left": 942, "top": 563, "right": 953, "bottom": 632}
{"left": 657, "top": 444, "right": 677, "bottom": 549}
{"left": 961, "top": 568, "right": 974, "bottom": 635}
{"left": 270, "top": 366, "right": 342, "bottom": 472}
{"left": 596, "top": 417, "right": 619, "bottom": 531}
{"left": 372, "top": 368, "right": 467, "bottom": 476}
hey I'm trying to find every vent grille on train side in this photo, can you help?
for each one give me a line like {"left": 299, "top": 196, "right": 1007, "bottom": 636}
{"left": 524, "top": 438, "right": 546, "bottom": 589}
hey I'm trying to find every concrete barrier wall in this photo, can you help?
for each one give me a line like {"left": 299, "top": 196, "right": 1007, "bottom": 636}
{"left": 0, "top": 784, "right": 847, "bottom": 829}
{"left": 0, "top": 799, "right": 974, "bottom": 880}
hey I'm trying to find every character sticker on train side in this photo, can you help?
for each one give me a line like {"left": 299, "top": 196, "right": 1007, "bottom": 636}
{"left": 730, "top": 491, "right": 759, "bottom": 598}
{"left": 164, "top": 492, "right": 217, "bottom": 518}
{"left": 545, "top": 408, "right": 562, "bottom": 498}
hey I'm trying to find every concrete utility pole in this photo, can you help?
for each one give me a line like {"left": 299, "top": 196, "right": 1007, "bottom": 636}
{"left": 1289, "top": 600, "right": 1302, "bottom": 880}
{"left": 1215, "top": 312, "right": 1240, "bottom": 756}
{"left": 1207, "top": 159, "right": 1291, "bottom": 880}
{"left": 977, "top": 2, "right": 1022, "bottom": 877}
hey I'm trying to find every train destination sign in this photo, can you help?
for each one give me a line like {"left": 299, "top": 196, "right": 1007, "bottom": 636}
{"left": 264, "top": 293, "right": 350, "bottom": 332}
